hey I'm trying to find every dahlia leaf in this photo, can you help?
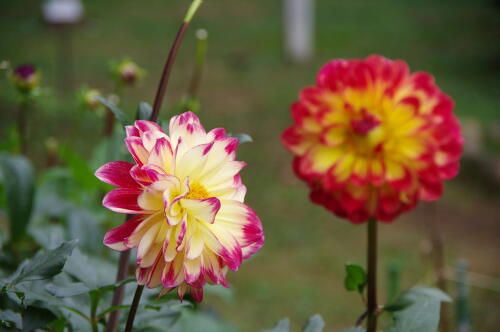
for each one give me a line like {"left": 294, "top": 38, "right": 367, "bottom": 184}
{"left": 344, "top": 263, "right": 367, "bottom": 293}
{"left": 137, "top": 102, "right": 153, "bottom": 120}
{"left": 47, "top": 317, "right": 67, "bottom": 332}
{"left": 385, "top": 287, "right": 452, "bottom": 332}
{"left": 4, "top": 240, "right": 78, "bottom": 291}
{"left": 45, "top": 282, "right": 90, "bottom": 297}
{"left": 301, "top": 314, "right": 325, "bottom": 332}
{"left": 0, "top": 154, "right": 35, "bottom": 241}
{"left": 0, "top": 309, "right": 22, "bottom": 329}
{"left": 95, "top": 95, "right": 131, "bottom": 126}
{"left": 229, "top": 133, "right": 253, "bottom": 144}
{"left": 384, "top": 286, "right": 452, "bottom": 312}
{"left": 21, "top": 306, "right": 57, "bottom": 332}
{"left": 386, "top": 299, "right": 441, "bottom": 332}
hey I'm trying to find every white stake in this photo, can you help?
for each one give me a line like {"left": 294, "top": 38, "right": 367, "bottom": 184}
{"left": 283, "top": 0, "right": 315, "bottom": 63}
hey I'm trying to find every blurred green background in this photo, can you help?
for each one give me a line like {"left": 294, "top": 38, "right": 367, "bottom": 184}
{"left": 1, "top": 0, "right": 499, "bottom": 331}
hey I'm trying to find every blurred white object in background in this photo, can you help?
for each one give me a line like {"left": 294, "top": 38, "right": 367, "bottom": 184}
{"left": 42, "top": 0, "right": 84, "bottom": 25}
{"left": 283, "top": 0, "right": 315, "bottom": 63}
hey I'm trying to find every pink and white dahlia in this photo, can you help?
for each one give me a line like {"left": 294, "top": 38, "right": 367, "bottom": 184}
{"left": 96, "top": 112, "right": 264, "bottom": 301}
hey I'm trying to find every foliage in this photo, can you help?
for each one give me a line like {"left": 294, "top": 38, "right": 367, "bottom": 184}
{"left": 0, "top": 153, "right": 35, "bottom": 241}
{"left": 344, "top": 263, "right": 367, "bottom": 294}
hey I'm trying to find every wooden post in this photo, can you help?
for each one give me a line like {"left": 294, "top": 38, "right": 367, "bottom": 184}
{"left": 283, "top": 0, "right": 315, "bottom": 63}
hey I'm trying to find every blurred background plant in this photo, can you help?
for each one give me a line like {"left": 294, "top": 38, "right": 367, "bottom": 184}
{"left": 1, "top": 0, "right": 499, "bottom": 331}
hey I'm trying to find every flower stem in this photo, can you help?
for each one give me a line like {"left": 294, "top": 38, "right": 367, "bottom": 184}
{"left": 17, "top": 102, "right": 28, "bottom": 154}
{"left": 367, "top": 218, "right": 378, "bottom": 332}
{"left": 150, "top": 0, "right": 204, "bottom": 122}
{"left": 124, "top": 285, "right": 144, "bottom": 332}
{"left": 105, "top": 249, "right": 131, "bottom": 332}
{"left": 188, "top": 29, "right": 208, "bottom": 99}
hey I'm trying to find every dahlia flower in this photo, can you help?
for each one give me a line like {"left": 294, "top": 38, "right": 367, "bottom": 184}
{"left": 96, "top": 112, "right": 264, "bottom": 301}
{"left": 282, "top": 55, "right": 463, "bottom": 223}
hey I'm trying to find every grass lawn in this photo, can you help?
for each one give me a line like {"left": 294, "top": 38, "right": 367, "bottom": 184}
{"left": 1, "top": 0, "right": 499, "bottom": 330}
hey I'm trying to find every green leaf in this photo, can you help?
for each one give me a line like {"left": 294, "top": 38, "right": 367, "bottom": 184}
{"left": 137, "top": 102, "right": 153, "bottom": 120}
{"left": 228, "top": 133, "right": 253, "bottom": 144}
{"left": 95, "top": 277, "right": 135, "bottom": 294}
{"left": 344, "top": 263, "right": 367, "bottom": 293}
{"left": 386, "top": 299, "right": 441, "bottom": 332}
{"left": 301, "top": 314, "right": 325, "bottom": 332}
{"left": 0, "top": 309, "right": 22, "bottom": 329}
{"left": 21, "top": 306, "right": 56, "bottom": 332}
{"left": 96, "top": 304, "right": 130, "bottom": 319}
{"left": 4, "top": 240, "right": 78, "bottom": 291}
{"left": 403, "top": 287, "right": 452, "bottom": 303}
{"left": 68, "top": 210, "right": 103, "bottom": 254}
{"left": 63, "top": 248, "right": 100, "bottom": 289}
{"left": 95, "top": 95, "right": 131, "bottom": 126}
{"left": 0, "top": 154, "right": 35, "bottom": 241}
{"left": 45, "top": 282, "right": 90, "bottom": 297}
{"left": 340, "top": 328, "right": 365, "bottom": 332}
{"left": 48, "top": 317, "right": 67, "bottom": 332}
{"left": 384, "top": 286, "right": 452, "bottom": 312}
{"left": 385, "top": 287, "right": 452, "bottom": 332}
{"left": 261, "top": 318, "right": 290, "bottom": 332}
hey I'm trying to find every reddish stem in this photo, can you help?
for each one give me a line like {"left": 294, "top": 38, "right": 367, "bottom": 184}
{"left": 150, "top": 22, "right": 190, "bottom": 122}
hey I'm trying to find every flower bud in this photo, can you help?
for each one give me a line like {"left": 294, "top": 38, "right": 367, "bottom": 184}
{"left": 9, "top": 64, "right": 40, "bottom": 93}
{"left": 79, "top": 88, "right": 102, "bottom": 110}
{"left": 111, "top": 59, "right": 145, "bottom": 86}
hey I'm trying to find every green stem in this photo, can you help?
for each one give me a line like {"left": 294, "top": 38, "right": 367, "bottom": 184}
{"left": 17, "top": 101, "right": 27, "bottom": 154}
{"left": 124, "top": 285, "right": 144, "bottom": 332}
{"left": 90, "top": 294, "right": 100, "bottom": 332}
{"left": 367, "top": 218, "right": 378, "bottom": 332}
{"left": 188, "top": 29, "right": 208, "bottom": 99}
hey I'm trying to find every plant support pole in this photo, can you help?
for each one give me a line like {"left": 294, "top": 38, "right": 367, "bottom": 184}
{"left": 367, "top": 218, "right": 378, "bottom": 331}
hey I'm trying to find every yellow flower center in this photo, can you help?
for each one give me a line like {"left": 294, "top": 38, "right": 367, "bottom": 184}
{"left": 185, "top": 182, "right": 209, "bottom": 200}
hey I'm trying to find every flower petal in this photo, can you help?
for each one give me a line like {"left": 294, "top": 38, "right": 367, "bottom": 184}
{"left": 103, "top": 188, "right": 143, "bottom": 214}
{"left": 103, "top": 215, "right": 145, "bottom": 251}
{"left": 95, "top": 161, "right": 137, "bottom": 188}
{"left": 182, "top": 197, "right": 221, "bottom": 224}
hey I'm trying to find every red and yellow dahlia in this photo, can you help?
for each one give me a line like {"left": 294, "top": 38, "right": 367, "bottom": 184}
{"left": 282, "top": 55, "right": 463, "bottom": 223}
{"left": 96, "top": 112, "right": 264, "bottom": 301}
